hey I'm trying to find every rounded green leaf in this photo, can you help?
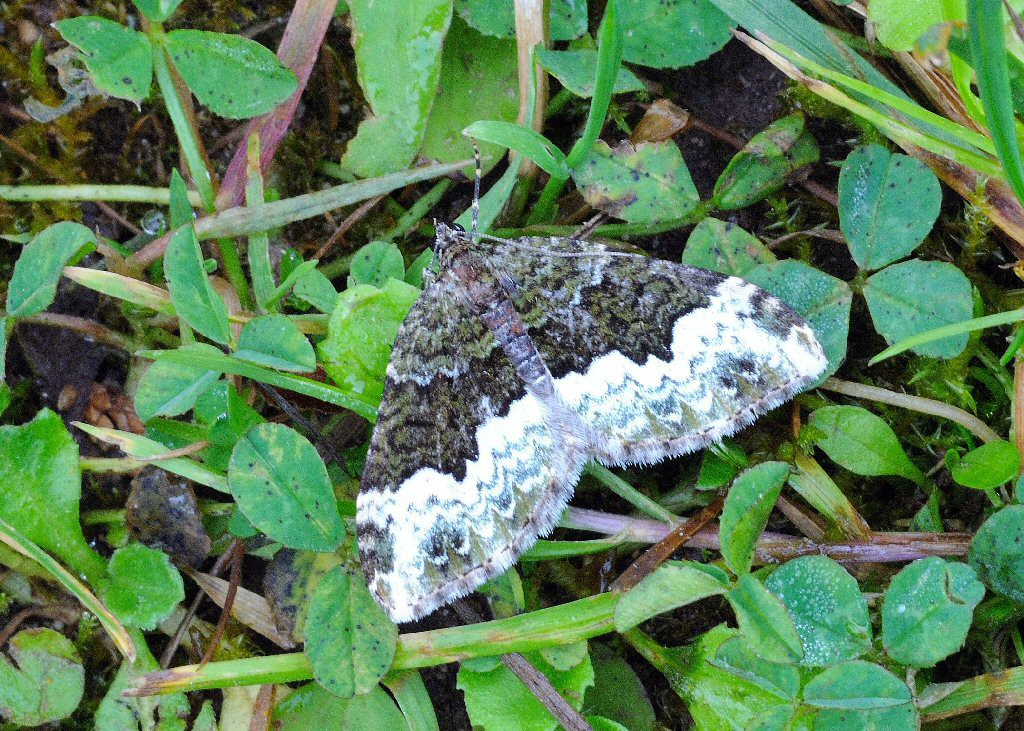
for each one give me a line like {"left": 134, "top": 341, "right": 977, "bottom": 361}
{"left": 102, "top": 543, "right": 185, "bottom": 630}
{"left": 164, "top": 226, "right": 232, "bottom": 346}
{"left": 867, "top": 0, "right": 945, "bottom": 52}
{"left": 745, "top": 260, "right": 852, "bottom": 379}
{"left": 720, "top": 462, "right": 789, "bottom": 576}
{"left": 710, "top": 636, "right": 800, "bottom": 701}
{"left": 803, "top": 660, "right": 912, "bottom": 709}
{"left": 7, "top": 221, "right": 96, "bottom": 318}
{"left": 343, "top": 0, "right": 452, "bottom": 176}
{"left": 582, "top": 644, "right": 657, "bottom": 731}
{"left": 228, "top": 423, "right": 344, "bottom": 551}
{"left": 682, "top": 218, "right": 776, "bottom": 277}
{"left": 0, "top": 410, "right": 107, "bottom": 585}
{"left": 347, "top": 241, "right": 406, "bottom": 289}
{"left": 573, "top": 140, "right": 699, "bottom": 223}
{"left": 814, "top": 704, "right": 919, "bottom": 731}
{"left": 615, "top": 560, "right": 731, "bottom": 631}
{"left": 536, "top": 49, "right": 645, "bottom": 98}
{"left": 319, "top": 279, "right": 420, "bottom": 408}
{"left": 456, "top": 0, "right": 587, "bottom": 41}
{"left": 949, "top": 440, "right": 1020, "bottom": 490}
{"left": 838, "top": 145, "right": 941, "bottom": 270}
{"left": 764, "top": 556, "right": 872, "bottom": 667}
{"left": 808, "top": 405, "right": 925, "bottom": 483}
{"left": 712, "top": 113, "right": 820, "bottom": 210}
{"left": 132, "top": 0, "right": 187, "bottom": 22}
{"left": 969, "top": 505, "right": 1024, "bottom": 604}
{"left": 304, "top": 566, "right": 398, "bottom": 697}
{"left": 881, "top": 557, "right": 984, "bottom": 667}
{"left": 420, "top": 18, "right": 519, "bottom": 173}
{"left": 135, "top": 346, "right": 222, "bottom": 422}
{"left": 164, "top": 30, "right": 298, "bottom": 119}
{"left": 273, "top": 682, "right": 407, "bottom": 731}
{"left": 55, "top": 16, "right": 153, "bottom": 101}
{"left": 235, "top": 315, "right": 316, "bottom": 373}
{"left": 618, "top": 0, "right": 732, "bottom": 68}
{"left": 458, "top": 647, "right": 594, "bottom": 731}
{"left": 727, "top": 574, "right": 804, "bottom": 664}
{"left": 863, "top": 260, "right": 972, "bottom": 359}
{"left": 0, "top": 628, "right": 84, "bottom": 726}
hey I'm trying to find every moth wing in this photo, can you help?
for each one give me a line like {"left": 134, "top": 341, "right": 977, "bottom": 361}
{"left": 496, "top": 237, "right": 828, "bottom": 466}
{"left": 356, "top": 272, "right": 585, "bottom": 623}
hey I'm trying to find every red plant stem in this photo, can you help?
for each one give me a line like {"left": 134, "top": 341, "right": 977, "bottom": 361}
{"left": 215, "top": 0, "right": 338, "bottom": 210}
{"left": 564, "top": 507, "right": 972, "bottom": 564}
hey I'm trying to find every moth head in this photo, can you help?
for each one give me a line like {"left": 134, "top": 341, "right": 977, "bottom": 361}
{"left": 433, "top": 220, "right": 476, "bottom": 269}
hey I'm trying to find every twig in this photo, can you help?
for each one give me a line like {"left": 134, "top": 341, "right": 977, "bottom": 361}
{"left": 452, "top": 601, "right": 593, "bottom": 731}
{"left": 161, "top": 544, "right": 237, "bottom": 668}
{"left": 821, "top": 377, "right": 1003, "bottom": 443}
{"left": 198, "top": 540, "right": 245, "bottom": 669}
{"left": 610, "top": 496, "right": 725, "bottom": 592}
{"left": 313, "top": 194, "right": 384, "bottom": 260}
{"left": 563, "top": 507, "right": 972, "bottom": 563}
{"left": 20, "top": 312, "right": 136, "bottom": 351}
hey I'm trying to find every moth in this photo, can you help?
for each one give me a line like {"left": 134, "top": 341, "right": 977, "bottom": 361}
{"left": 356, "top": 207, "right": 827, "bottom": 624}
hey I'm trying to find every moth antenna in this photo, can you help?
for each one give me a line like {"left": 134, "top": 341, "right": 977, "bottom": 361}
{"left": 471, "top": 139, "right": 482, "bottom": 241}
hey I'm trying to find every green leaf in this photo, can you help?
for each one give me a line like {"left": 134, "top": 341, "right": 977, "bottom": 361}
{"left": 7, "top": 221, "right": 96, "bottom": 317}
{"left": 867, "top": 0, "right": 944, "bottom": 52}
{"left": 748, "top": 705, "right": 797, "bottom": 731}
{"left": 808, "top": 405, "right": 926, "bottom": 483}
{"left": 0, "top": 628, "right": 84, "bottom": 726}
{"left": 77, "top": 422, "right": 229, "bottom": 493}
{"left": 881, "top": 557, "right": 984, "bottom": 667}
{"left": 710, "top": 636, "right": 800, "bottom": 701}
{"left": 764, "top": 556, "right": 872, "bottom": 667}
{"left": 294, "top": 268, "right": 339, "bottom": 313}
{"left": 228, "top": 423, "right": 345, "bottom": 551}
{"left": 134, "top": 345, "right": 222, "bottom": 422}
{"left": 164, "top": 226, "right": 233, "bottom": 346}
{"left": 682, "top": 217, "right": 776, "bottom": 277}
{"left": 55, "top": 16, "right": 153, "bottom": 102}
{"left": 614, "top": 561, "right": 730, "bottom": 631}
{"left": 863, "top": 260, "right": 972, "bottom": 359}
{"left": 343, "top": 0, "right": 453, "bottom": 176}
{"left": 274, "top": 682, "right": 407, "bottom": 730}
{"left": 168, "top": 168, "right": 193, "bottom": 229}
{"left": 420, "top": 17, "right": 519, "bottom": 175}
{"left": 712, "top": 113, "right": 819, "bottom": 210}
{"left": 838, "top": 145, "right": 942, "bottom": 270}
{"left": 455, "top": 0, "right": 587, "bottom": 41}
{"left": 304, "top": 566, "right": 398, "bottom": 697}
{"left": 745, "top": 260, "right": 851, "bottom": 380}
{"left": 102, "top": 543, "right": 184, "bottom": 630}
{"left": 641, "top": 625, "right": 785, "bottom": 729}
{"left": 319, "top": 279, "right": 420, "bottom": 409}
{"left": 727, "top": 574, "right": 804, "bottom": 664}
{"left": 235, "top": 315, "right": 316, "bottom": 373}
{"left": 458, "top": 648, "right": 595, "bottom": 731}
{"left": 949, "top": 440, "right": 1021, "bottom": 490}
{"left": 813, "top": 703, "right": 919, "bottom": 731}
{"left": 582, "top": 643, "right": 657, "bottom": 731}
{"left": 464, "top": 120, "right": 570, "bottom": 180}
{"left": 969, "top": 0, "right": 1024, "bottom": 207}
{"left": 263, "top": 549, "right": 344, "bottom": 644}
{"left": 131, "top": 0, "right": 186, "bottom": 22}
{"left": 348, "top": 241, "right": 405, "bottom": 289}
{"left": 618, "top": 0, "right": 732, "bottom": 68}
{"left": 804, "top": 660, "right": 912, "bottom": 709}
{"left": 94, "top": 630, "right": 190, "bottom": 730}
{"left": 163, "top": 30, "right": 298, "bottom": 119}
{"left": 720, "top": 462, "right": 789, "bottom": 576}
{"left": 572, "top": 140, "right": 699, "bottom": 223}
{"left": 969, "top": 505, "right": 1024, "bottom": 603}
{"left": 0, "top": 410, "right": 107, "bottom": 586}
{"left": 536, "top": 49, "right": 645, "bottom": 97}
